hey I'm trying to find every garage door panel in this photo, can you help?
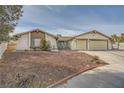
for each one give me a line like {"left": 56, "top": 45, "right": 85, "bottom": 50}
{"left": 89, "top": 40, "right": 107, "bottom": 50}
{"left": 76, "top": 40, "right": 87, "bottom": 50}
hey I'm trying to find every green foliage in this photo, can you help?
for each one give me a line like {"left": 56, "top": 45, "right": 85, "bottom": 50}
{"left": 39, "top": 39, "right": 50, "bottom": 51}
{"left": 0, "top": 5, "right": 23, "bottom": 43}
{"left": 111, "top": 33, "right": 124, "bottom": 43}
{"left": 111, "top": 34, "right": 118, "bottom": 42}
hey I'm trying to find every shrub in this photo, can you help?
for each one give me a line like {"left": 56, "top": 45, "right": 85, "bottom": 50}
{"left": 91, "top": 56, "right": 101, "bottom": 64}
{"left": 93, "top": 56, "right": 99, "bottom": 60}
{"left": 39, "top": 39, "right": 50, "bottom": 51}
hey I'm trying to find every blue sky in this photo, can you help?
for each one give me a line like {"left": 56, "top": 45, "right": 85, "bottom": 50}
{"left": 15, "top": 5, "right": 124, "bottom": 36}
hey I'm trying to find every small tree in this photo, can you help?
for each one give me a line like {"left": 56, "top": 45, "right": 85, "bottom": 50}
{"left": 111, "top": 33, "right": 124, "bottom": 43}
{"left": 120, "top": 33, "right": 124, "bottom": 42}
{"left": 111, "top": 34, "right": 118, "bottom": 42}
{"left": 39, "top": 39, "right": 50, "bottom": 51}
{"left": 0, "top": 5, "right": 23, "bottom": 43}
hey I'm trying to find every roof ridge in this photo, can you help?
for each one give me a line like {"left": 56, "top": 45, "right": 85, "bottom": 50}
{"left": 69, "top": 30, "right": 112, "bottom": 40}
{"left": 14, "top": 28, "right": 57, "bottom": 38}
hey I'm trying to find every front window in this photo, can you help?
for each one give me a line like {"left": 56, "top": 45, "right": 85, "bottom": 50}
{"left": 31, "top": 38, "right": 41, "bottom": 48}
{"left": 34, "top": 39, "right": 41, "bottom": 47}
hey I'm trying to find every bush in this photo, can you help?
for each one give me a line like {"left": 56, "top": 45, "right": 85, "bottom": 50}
{"left": 91, "top": 56, "right": 101, "bottom": 64}
{"left": 93, "top": 56, "right": 99, "bottom": 60}
{"left": 39, "top": 39, "right": 50, "bottom": 51}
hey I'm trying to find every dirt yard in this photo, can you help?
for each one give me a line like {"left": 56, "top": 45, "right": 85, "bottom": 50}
{"left": 0, "top": 51, "right": 107, "bottom": 87}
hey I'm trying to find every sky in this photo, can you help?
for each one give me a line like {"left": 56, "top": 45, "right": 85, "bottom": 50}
{"left": 14, "top": 5, "right": 124, "bottom": 36}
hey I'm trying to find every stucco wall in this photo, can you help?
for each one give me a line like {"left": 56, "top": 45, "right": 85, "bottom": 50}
{"left": 31, "top": 31, "right": 45, "bottom": 39}
{"left": 16, "top": 33, "right": 30, "bottom": 50}
{"left": 69, "top": 39, "right": 77, "bottom": 50}
{"left": 108, "top": 40, "right": 112, "bottom": 49}
{"left": 45, "top": 34, "right": 57, "bottom": 49}
{"left": 76, "top": 32, "right": 109, "bottom": 40}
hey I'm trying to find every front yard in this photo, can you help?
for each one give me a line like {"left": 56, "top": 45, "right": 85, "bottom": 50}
{"left": 0, "top": 51, "right": 107, "bottom": 87}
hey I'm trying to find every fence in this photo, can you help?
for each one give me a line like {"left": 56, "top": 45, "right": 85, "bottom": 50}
{"left": 119, "top": 43, "right": 124, "bottom": 50}
{"left": 112, "top": 42, "right": 124, "bottom": 50}
{"left": 0, "top": 42, "right": 8, "bottom": 59}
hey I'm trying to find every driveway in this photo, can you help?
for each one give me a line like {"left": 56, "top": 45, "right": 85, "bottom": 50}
{"left": 56, "top": 51, "right": 124, "bottom": 88}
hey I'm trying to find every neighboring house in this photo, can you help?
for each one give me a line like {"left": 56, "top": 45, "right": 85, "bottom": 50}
{"left": 15, "top": 29, "right": 113, "bottom": 51}
{"left": 15, "top": 29, "right": 57, "bottom": 50}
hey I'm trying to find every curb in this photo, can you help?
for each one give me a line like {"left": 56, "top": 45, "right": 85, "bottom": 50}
{"left": 110, "top": 52, "right": 124, "bottom": 57}
{"left": 47, "top": 65, "right": 104, "bottom": 88}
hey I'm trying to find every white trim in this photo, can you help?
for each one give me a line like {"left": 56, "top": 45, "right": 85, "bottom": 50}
{"left": 28, "top": 32, "right": 31, "bottom": 50}
{"left": 87, "top": 38, "right": 89, "bottom": 50}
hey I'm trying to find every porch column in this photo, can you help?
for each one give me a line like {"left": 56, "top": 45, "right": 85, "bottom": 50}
{"left": 87, "top": 38, "right": 89, "bottom": 50}
{"left": 29, "top": 32, "right": 31, "bottom": 50}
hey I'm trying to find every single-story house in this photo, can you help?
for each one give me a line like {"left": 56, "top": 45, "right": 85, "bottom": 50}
{"left": 15, "top": 29, "right": 57, "bottom": 50}
{"left": 15, "top": 29, "right": 113, "bottom": 51}
{"left": 57, "top": 30, "right": 113, "bottom": 51}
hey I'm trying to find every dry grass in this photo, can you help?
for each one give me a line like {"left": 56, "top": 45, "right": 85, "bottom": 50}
{"left": 0, "top": 51, "right": 107, "bottom": 87}
{"left": 6, "top": 41, "right": 17, "bottom": 53}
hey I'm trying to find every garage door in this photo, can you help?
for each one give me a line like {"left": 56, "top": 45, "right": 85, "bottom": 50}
{"left": 76, "top": 40, "right": 87, "bottom": 50}
{"left": 89, "top": 40, "right": 108, "bottom": 50}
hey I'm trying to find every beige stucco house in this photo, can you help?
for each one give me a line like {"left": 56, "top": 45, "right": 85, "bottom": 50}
{"left": 15, "top": 29, "right": 57, "bottom": 50}
{"left": 15, "top": 29, "right": 112, "bottom": 51}
{"left": 57, "top": 30, "right": 113, "bottom": 51}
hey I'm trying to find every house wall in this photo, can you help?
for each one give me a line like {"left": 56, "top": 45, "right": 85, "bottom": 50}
{"left": 16, "top": 33, "right": 30, "bottom": 50}
{"left": 76, "top": 32, "right": 109, "bottom": 40}
{"left": 16, "top": 32, "right": 57, "bottom": 50}
{"left": 45, "top": 34, "right": 57, "bottom": 49}
{"left": 31, "top": 31, "right": 45, "bottom": 39}
{"left": 69, "top": 39, "right": 77, "bottom": 50}
{"left": 108, "top": 40, "right": 112, "bottom": 49}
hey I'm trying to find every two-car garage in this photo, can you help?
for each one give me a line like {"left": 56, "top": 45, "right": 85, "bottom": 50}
{"left": 76, "top": 39, "right": 108, "bottom": 51}
{"left": 71, "top": 30, "right": 112, "bottom": 51}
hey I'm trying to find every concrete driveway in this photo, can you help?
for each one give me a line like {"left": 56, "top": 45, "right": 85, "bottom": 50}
{"left": 56, "top": 51, "right": 124, "bottom": 88}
